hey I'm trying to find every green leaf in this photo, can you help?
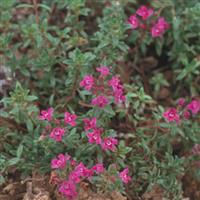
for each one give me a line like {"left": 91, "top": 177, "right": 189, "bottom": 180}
{"left": 16, "top": 4, "right": 34, "bottom": 9}
{"left": 25, "top": 95, "right": 38, "bottom": 102}
{"left": 0, "top": 111, "right": 9, "bottom": 118}
{"left": 7, "top": 158, "right": 20, "bottom": 166}
{"left": 38, "top": 4, "right": 51, "bottom": 11}
{"left": 17, "top": 144, "right": 23, "bottom": 158}
{"left": 103, "top": 105, "right": 115, "bottom": 116}
{"left": 26, "top": 119, "right": 33, "bottom": 132}
{"left": 0, "top": 0, "right": 15, "bottom": 9}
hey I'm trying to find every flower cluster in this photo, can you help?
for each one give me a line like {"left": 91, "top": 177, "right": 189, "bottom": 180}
{"left": 128, "top": 5, "right": 169, "bottom": 38}
{"left": 51, "top": 152, "right": 131, "bottom": 199}
{"left": 79, "top": 66, "right": 126, "bottom": 108}
{"left": 39, "top": 108, "right": 119, "bottom": 152}
{"left": 108, "top": 76, "right": 126, "bottom": 104}
{"left": 39, "top": 108, "right": 77, "bottom": 142}
{"left": 83, "top": 117, "right": 118, "bottom": 151}
{"left": 51, "top": 154, "right": 106, "bottom": 199}
{"left": 51, "top": 158, "right": 94, "bottom": 199}
{"left": 163, "top": 98, "right": 200, "bottom": 123}
{"left": 39, "top": 68, "right": 131, "bottom": 199}
{"left": 151, "top": 17, "right": 170, "bottom": 38}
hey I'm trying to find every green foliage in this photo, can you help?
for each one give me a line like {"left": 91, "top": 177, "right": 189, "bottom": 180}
{"left": 0, "top": 0, "right": 200, "bottom": 199}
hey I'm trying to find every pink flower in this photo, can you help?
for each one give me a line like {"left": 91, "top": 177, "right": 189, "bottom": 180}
{"left": 70, "top": 159, "right": 77, "bottom": 167}
{"left": 108, "top": 76, "right": 125, "bottom": 104}
{"left": 187, "top": 99, "right": 200, "bottom": 114}
{"left": 101, "top": 137, "right": 118, "bottom": 151}
{"left": 87, "top": 128, "right": 102, "bottom": 144}
{"left": 80, "top": 75, "right": 94, "bottom": 91}
{"left": 39, "top": 107, "right": 54, "bottom": 121}
{"left": 108, "top": 76, "right": 121, "bottom": 91}
{"left": 119, "top": 168, "right": 131, "bottom": 184}
{"left": 191, "top": 144, "right": 200, "bottom": 155}
{"left": 51, "top": 153, "right": 70, "bottom": 169}
{"left": 83, "top": 117, "right": 97, "bottom": 131}
{"left": 96, "top": 66, "right": 110, "bottom": 77}
{"left": 177, "top": 98, "right": 185, "bottom": 106}
{"left": 68, "top": 171, "right": 81, "bottom": 183}
{"left": 136, "top": 5, "right": 153, "bottom": 20}
{"left": 128, "top": 15, "right": 139, "bottom": 29}
{"left": 163, "top": 108, "right": 180, "bottom": 123}
{"left": 183, "top": 110, "right": 190, "bottom": 119}
{"left": 92, "top": 163, "right": 104, "bottom": 174}
{"left": 50, "top": 127, "right": 65, "bottom": 142}
{"left": 114, "top": 89, "right": 126, "bottom": 104}
{"left": 74, "top": 162, "right": 92, "bottom": 177}
{"left": 91, "top": 95, "right": 109, "bottom": 108}
{"left": 151, "top": 17, "right": 169, "bottom": 38}
{"left": 64, "top": 112, "right": 77, "bottom": 126}
{"left": 59, "top": 180, "right": 77, "bottom": 199}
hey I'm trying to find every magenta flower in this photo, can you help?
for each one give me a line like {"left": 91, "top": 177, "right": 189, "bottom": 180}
{"left": 64, "top": 112, "right": 77, "bottom": 126}
{"left": 92, "top": 163, "right": 104, "bottom": 174}
{"left": 108, "top": 76, "right": 125, "bottom": 104}
{"left": 136, "top": 5, "right": 153, "bottom": 20}
{"left": 163, "top": 108, "right": 180, "bottom": 123}
{"left": 87, "top": 128, "right": 102, "bottom": 144}
{"left": 186, "top": 99, "right": 200, "bottom": 114}
{"left": 101, "top": 137, "right": 118, "bottom": 151}
{"left": 51, "top": 153, "right": 70, "bottom": 169}
{"left": 68, "top": 171, "right": 81, "bottom": 183}
{"left": 96, "top": 66, "right": 110, "bottom": 77}
{"left": 151, "top": 17, "right": 169, "bottom": 38}
{"left": 128, "top": 15, "right": 139, "bottom": 29}
{"left": 74, "top": 162, "right": 87, "bottom": 177}
{"left": 191, "top": 144, "right": 200, "bottom": 155}
{"left": 119, "top": 168, "right": 131, "bottom": 184}
{"left": 70, "top": 159, "right": 77, "bottom": 167}
{"left": 50, "top": 127, "right": 65, "bottom": 142}
{"left": 79, "top": 75, "right": 94, "bottom": 91}
{"left": 39, "top": 107, "right": 54, "bottom": 121}
{"left": 83, "top": 117, "right": 97, "bottom": 131}
{"left": 74, "top": 162, "right": 92, "bottom": 177}
{"left": 58, "top": 180, "right": 77, "bottom": 199}
{"left": 183, "top": 110, "right": 190, "bottom": 119}
{"left": 177, "top": 98, "right": 185, "bottom": 106}
{"left": 91, "top": 95, "right": 109, "bottom": 108}
{"left": 114, "top": 88, "right": 126, "bottom": 104}
{"left": 108, "top": 76, "right": 121, "bottom": 91}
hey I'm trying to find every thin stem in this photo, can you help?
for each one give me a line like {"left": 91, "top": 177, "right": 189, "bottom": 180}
{"left": 33, "top": 0, "right": 39, "bottom": 24}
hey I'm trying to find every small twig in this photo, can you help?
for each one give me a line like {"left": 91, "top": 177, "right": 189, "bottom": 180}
{"left": 47, "top": 3, "right": 56, "bottom": 24}
{"left": 33, "top": 0, "right": 39, "bottom": 24}
{"left": 78, "top": 100, "right": 93, "bottom": 108}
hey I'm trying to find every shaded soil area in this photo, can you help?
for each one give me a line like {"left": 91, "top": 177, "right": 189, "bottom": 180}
{"left": 1, "top": 171, "right": 200, "bottom": 200}
{"left": 0, "top": 172, "right": 127, "bottom": 200}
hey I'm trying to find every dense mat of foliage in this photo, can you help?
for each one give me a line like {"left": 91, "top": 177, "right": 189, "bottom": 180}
{"left": 0, "top": 0, "right": 200, "bottom": 199}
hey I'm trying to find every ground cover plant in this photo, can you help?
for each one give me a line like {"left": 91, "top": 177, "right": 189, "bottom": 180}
{"left": 0, "top": 0, "right": 200, "bottom": 199}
